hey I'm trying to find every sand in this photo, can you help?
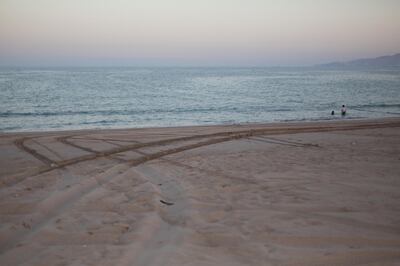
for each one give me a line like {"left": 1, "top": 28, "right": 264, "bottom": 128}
{"left": 1, "top": 118, "right": 400, "bottom": 266}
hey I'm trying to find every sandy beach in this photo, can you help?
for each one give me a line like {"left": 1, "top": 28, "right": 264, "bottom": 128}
{"left": 1, "top": 118, "right": 400, "bottom": 266}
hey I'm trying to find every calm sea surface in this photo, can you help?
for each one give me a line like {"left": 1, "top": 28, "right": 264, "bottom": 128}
{"left": 1, "top": 67, "right": 399, "bottom": 132}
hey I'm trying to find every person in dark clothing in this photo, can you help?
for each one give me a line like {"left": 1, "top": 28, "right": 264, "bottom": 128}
{"left": 341, "top": 105, "right": 347, "bottom": 116}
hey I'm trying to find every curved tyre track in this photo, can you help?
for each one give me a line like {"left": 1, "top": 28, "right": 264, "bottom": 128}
{"left": 56, "top": 135, "right": 97, "bottom": 154}
{"left": 13, "top": 120, "right": 400, "bottom": 176}
{"left": 51, "top": 120, "right": 400, "bottom": 168}
{"left": 1, "top": 133, "right": 251, "bottom": 255}
{"left": 3, "top": 119, "right": 400, "bottom": 263}
{"left": 13, "top": 137, "right": 55, "bottom": 166}
{"left": 0, "top": 163, "right": 131, "bottom": 255}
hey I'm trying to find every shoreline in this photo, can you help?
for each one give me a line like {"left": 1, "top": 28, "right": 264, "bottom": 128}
{"left": 2, "top": 116, "right": 400, "bottom": 136}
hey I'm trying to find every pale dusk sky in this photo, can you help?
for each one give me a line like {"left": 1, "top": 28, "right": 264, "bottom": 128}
{"left": 0, "top": 0, "right": 399, "bottom": 66}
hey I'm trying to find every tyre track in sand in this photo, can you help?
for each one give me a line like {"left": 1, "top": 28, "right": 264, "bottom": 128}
{"left": 1, "top": 132, "right": 251, "bottom": 257}
{"left": 3, "top": 120, "right": 400, "bottom": 263}
{"left": 53, "top": 119, "right": 400, "bottom": 169}
{"left": 13, "top": 137, "right": 56, "bottom": 167}
{"left": 2, "top": 133, "right": 230, "bottom": 256}
{"left": 0, "top": 163, "right": 131, "bottom": 256}
{"left": 56, "top": 135, "right": 98, "bottom": 154}
{"left": 13, "top": 120, "right": 400, "bottom": 176}
{"left": 8, "top": 119, "right": 400, "bottom": 236}
{"left": 7, "top": 134, "right": 92, "bottom": 187}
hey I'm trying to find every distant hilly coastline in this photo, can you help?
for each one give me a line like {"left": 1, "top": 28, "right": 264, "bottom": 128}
{"left": 318, "top": 53, "right": 400, "bottom": 68}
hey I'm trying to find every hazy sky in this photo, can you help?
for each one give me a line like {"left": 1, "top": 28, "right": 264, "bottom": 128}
{"left": 0, "top": 0, "right": 399, "bottom": 66}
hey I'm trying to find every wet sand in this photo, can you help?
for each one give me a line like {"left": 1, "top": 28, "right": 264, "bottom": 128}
{"left": 1, "top": 118, "right": 400, "bottom": 265}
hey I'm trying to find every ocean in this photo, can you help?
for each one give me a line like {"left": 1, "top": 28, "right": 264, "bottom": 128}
{"left": 1, "top": 67, "right": 399, "bottom": 132}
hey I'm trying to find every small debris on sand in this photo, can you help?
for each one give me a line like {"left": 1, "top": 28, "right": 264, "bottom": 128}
{"left": 22, "top": 222, "right": 31, "bottom": 229}
{"left": 160, "top": 199, "right": 174, "bottom": 206}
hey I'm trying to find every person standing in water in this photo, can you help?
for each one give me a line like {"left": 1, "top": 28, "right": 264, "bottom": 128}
{"left": 341, "top": 105, "right": 347, "bottom": 116}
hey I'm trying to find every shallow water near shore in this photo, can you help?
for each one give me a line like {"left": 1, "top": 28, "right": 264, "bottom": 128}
{"left": 1, "top": 67, "right": 400, "bottom": 132}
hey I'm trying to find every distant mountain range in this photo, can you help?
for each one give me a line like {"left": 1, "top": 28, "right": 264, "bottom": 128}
{"left": 318, "top": 53, "right": 400, "bottom": 68}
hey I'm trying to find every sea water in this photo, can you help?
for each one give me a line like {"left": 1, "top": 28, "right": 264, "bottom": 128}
{"left": 1, "top": 67, "right": 399, "bottom": 132}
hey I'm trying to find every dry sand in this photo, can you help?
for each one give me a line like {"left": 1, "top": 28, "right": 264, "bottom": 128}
{"left": 1, "top": 118, "right": 400, "bottom": 266}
